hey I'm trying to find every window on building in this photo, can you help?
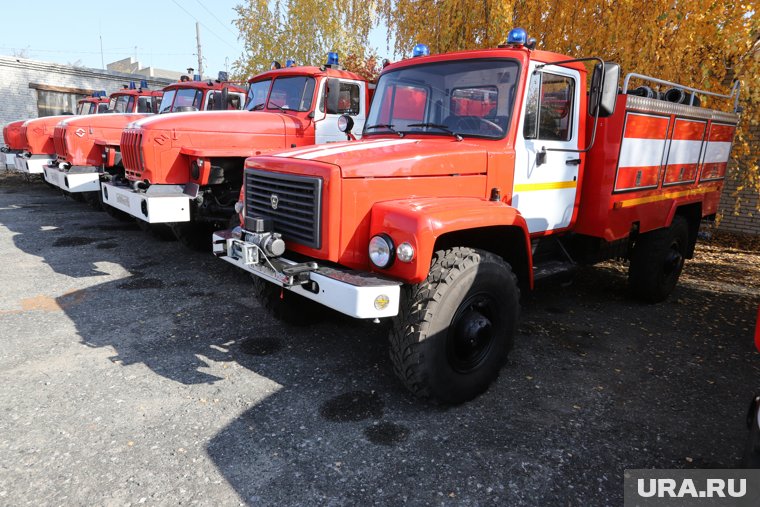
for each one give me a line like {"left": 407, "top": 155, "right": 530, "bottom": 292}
{"left": 36, "top": 89, "right": 87, "bottom": 116}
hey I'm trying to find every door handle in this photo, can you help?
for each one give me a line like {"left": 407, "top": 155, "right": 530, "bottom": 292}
{"left": 565, "top": 158, "right": 581, "bottom": 166}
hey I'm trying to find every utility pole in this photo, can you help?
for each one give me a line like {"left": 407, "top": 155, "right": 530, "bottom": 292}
{"left": 196, "top": 22, "right": 203, "bottom": 78}
{"left": 99, "top": 35, "right": 104, "bottom": 69}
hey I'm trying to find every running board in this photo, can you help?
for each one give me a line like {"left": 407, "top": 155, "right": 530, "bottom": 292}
{"left": 533, "top": 260, "right": 577, "bottom": 282}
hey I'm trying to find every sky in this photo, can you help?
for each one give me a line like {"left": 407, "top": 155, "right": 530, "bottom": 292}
{"left": 0, "top": 0, "right": 392, "bottom": 78}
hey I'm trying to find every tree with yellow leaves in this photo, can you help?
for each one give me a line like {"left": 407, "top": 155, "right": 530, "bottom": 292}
{"left": 233, "top": 0, "right": 377, "bottom": 78}
{"left": 378, "top": 0, "right": 758, "bottom": 191}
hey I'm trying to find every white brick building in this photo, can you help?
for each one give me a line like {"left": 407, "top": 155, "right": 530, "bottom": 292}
{"left": 0, "top": 55, "right": 176, "bottom": 146}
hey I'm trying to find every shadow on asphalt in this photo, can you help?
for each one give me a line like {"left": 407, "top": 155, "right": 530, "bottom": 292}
{"left": 3, "top": 177, "right": 759, "bottom": 505}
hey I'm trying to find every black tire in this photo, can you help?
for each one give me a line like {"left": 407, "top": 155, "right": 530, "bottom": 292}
{"left": 136, "top": 220, "right": 176, "bottom": 241}
{"left": 744, "top": 395, "right": 760, "bottom": 468}
{"left": 629, "top": 216, "right": 689, "bottom": 303}
{"left": 170, "top": 222, "right": 215, "bottom": 251}
{"left": 389, "top": 247, "right": 520, "bottom": 404}
{"left": 69, "top": 192, "right": 86, "bottom": 203}
{"left": 103, "top": 202, "right": 133, "bottom": 222}
{"left": 251, "top": 276, "right": 323, "bottom": 325}
{"left": 83, "top": 190, "right": 103, "bottom": 210}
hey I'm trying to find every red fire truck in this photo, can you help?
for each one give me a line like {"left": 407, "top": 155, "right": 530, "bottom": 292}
{"left": 213, "top": 30, "right": 741, "bottom": 403}
{"left": 745, "top": 306, "right": 760, "bottom": 467}
{"left": 39, "top": 79, "right": 245, "bottom": 207}
{"left": 75, "top": 92, "right": 110, "bottom": 115}
{"left": 2, "top": 92, "right": 109, "bottom": 170}
{"left": 13, "top": 84, "right": 163, "bottom": 177}
{"left": 101, "top": 55, "right": 371, "bottom": 249}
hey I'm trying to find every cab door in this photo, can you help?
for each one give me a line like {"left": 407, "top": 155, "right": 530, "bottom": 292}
{"left": 513, "top": 62, "right": 581, "bottom": 234}
{"left": 314, "top": 79, "right": 367, "bottom": 144}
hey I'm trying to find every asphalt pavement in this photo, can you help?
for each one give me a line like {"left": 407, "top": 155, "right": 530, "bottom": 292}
{"left": 1, "top": 173, "right": 759, "bottom": 506}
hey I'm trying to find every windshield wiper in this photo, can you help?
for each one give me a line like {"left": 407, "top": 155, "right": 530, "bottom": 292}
{"left": 365, "top": 123, "right": 404, "bottom": 137}
{"left": 407, "top": 123, "right": 463, "bottom": 141}
{"left": 268, "top": 102, "right": 291, "bottom": 113}
{"left": 251, "top": 102, "right": 265, "bottom": 110}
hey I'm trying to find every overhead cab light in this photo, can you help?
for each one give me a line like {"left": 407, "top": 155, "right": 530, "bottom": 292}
{"left": 326, "top": 52, "right": 339, "bottom": 66}
{"left": 506, "top": 27, "right": 528, "bottom": 45}
{"left": 412, "top": 43, "right": 430, "bottom": 57}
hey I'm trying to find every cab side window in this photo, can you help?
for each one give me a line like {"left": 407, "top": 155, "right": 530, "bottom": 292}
{"left": 523, "top": 71, "right": 575, "bottom": 141}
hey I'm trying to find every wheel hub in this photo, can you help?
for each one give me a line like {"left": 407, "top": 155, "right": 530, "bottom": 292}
{"left": 447, "top": 296, "right": 495, "bottom": 373}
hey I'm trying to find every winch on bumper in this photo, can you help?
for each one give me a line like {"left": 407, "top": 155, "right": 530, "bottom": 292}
{"left": 212, "top": 224, "right": 401, "bottom": 320}
{"left": 14, "top": 153, "right": 54, "bottom": 174}
{"left": 101, "top": 182, "right": 196, "bottom": 223}
{"left": 43, "top": 165, "right": 101, "bottom": 193}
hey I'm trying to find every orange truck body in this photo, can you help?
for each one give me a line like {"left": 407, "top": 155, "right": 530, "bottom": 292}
{"left": 212, "top": 35, "right": 741, "bottom": 402}
{"left": 40, "top": 81, "right": 245, "bottom": 196}
{"left": 100, "top": 63, "right": 371, "bottom": 238}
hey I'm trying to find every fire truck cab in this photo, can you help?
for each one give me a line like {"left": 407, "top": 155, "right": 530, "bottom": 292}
{"left": 213, "top": 30, "right": 741, "bottom": 403}
{"left": 14, "top": 84, "right": 162, "bottom": 177}
{"left": 100, "top": 55, "right": 371, "bottom": 249}
{"left": 2, "top": 92, "right": 109, "bottom": 170}
{"left": 40, "top": 79, "right": 244, "bottom": 206}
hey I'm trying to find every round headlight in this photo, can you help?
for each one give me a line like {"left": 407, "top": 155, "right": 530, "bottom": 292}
{"left": 396, "top": 242, "right": 415, "bottom": 263}
{"left": 368, "top": 234, "right": 394, "bottom": 268}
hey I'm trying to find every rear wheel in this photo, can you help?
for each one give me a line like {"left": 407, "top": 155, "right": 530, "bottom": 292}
{"left": 251, "top": 276, "right": 322, "bottom": 325}
{"left": 389, "top": 247, "right": 520, "bottom": 404}
{"left": 629, "top": 216, "right": 689, "bottom": 302}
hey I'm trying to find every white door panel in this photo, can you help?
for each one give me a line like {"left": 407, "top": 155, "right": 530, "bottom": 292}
{"left": 513, "top": 62, "right": 581, "bottom": 234}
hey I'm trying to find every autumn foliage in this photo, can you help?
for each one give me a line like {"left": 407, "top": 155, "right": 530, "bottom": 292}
{"left": 234, "top": 0, "right": 759, "bottom": 191}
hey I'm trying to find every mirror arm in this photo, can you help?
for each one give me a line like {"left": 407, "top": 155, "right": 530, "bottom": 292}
{"left": 541, "top": 56, "right": 605, "bottom": 156}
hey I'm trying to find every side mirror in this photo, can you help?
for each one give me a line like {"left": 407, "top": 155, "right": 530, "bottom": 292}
{"left": 589, "top": 62, "right": 620, "bottom": 118}
{"left": 326, "top": 78, "right": 341, "bottom": 114}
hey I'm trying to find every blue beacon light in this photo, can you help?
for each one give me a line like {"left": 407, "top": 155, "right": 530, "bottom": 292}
{"left": 412, "top": 43, "right": 430, "bottom": 57}
{"left": 286, "top": 58, "right": 295, "bottom": 68}
{"left": 326, "top": 52, "right": 339, "bottom": 66}
{"left": 506, "top": 27, "right": 528, "bottom": 45}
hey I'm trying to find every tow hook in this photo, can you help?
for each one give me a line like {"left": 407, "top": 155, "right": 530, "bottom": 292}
{"left": 282, "top": 262, "right": 318, "bottom": 284}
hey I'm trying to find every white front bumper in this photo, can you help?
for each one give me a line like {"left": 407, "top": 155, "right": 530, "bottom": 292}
{"left": 43, "top": 166, "right": 100, "bottom": 193}
{"left": 14, "top": 154, "right": 54, "bottom": 174}
{"left": 101, "top": 182, "right": 191, "bottom": 223}
{"left": 212, "top": 230, "right": 401, "bottom": 319}
{"left": 3, "top": 151, "right": 19, "bottom": 168}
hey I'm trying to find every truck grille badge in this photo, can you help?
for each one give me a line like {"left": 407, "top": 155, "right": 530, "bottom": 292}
{"left": 270, "top": 194, "right": 279, "bottom": 210}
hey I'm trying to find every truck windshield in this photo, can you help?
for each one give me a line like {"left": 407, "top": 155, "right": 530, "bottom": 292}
{"left": 246, "top": 79, "right": 272, "bottom": 110}
{"left": 365, "top": 59, "right": 519, "bottom": 140}
{"left": 266, "top": 76, "right": 315, "bottom": 112}
{"left": 158, "top": 90, "right": 176, "bottom": 113}
{"left": 76, "top": 102, "right": 93, "bottom": 115}
{"left": 111, "top": 95, "right": 135, "bottom": 113}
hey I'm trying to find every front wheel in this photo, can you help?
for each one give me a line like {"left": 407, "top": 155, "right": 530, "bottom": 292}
{"left": 251, "top": 276, "right": 323, "bottom": 325}
{"left": 170, "top": 222, "right": 214, "bottom": 251}
{"left": 389, "top": 247, "right": 520, "bottom": 404}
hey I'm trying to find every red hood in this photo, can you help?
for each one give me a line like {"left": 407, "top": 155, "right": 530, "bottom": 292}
{"left": 22, "top": 115, "right": 72, "bottom": 154}
{"left": 265, "top": 136, "right": 489, "bottom": 178}
{"left": 125, "top": 110, "right": 304, "bottom": 184}
{"left": 3, "top": 120, "right": 25, "bottom": 150}
{"left": 57, "top": 113, "right": 149, "bottom": 165}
